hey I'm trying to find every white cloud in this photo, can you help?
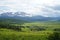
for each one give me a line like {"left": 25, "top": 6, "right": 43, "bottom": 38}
{"left": 0, "top": 0, "right": 60, "bottom": 17}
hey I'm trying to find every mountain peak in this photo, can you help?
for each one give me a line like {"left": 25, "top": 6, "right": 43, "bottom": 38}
{"left": 0, "top": 12, "right": 32, "bottom": 17}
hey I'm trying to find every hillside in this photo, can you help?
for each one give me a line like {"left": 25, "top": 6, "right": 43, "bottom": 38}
{"left": 0, "top": 17, "right": 28, "bottom": 24}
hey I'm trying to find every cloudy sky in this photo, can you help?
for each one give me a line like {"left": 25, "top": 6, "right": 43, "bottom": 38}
{"left": 0, "top": 0, "right": 60, "bottom": 17}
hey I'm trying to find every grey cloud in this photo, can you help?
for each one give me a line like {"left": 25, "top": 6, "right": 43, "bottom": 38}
{"left": 45, "top": 5, "right": 60, "bottom": 11}
{"left": 52, "top": 5, "right": 60, "bottom": 10}
{"left": 41, "top": 5, "right": 60, "bottom": 17}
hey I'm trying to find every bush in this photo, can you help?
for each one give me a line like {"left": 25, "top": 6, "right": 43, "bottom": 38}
{"left": 48, "top": 32, "right": 60, "bottom": 40}
{"left": 54, "top": 28, "right": 60, "bottom": 31}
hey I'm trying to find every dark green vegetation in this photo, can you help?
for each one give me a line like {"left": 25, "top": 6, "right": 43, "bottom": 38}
{"left": 0, "top": 20, "right": 60, "bottom": 40}
{"left": 0, "top": 18, "right": 28, "bottom": 24}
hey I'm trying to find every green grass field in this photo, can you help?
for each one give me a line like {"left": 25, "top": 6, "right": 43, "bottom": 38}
{"left": 0, "top": 21, "right": 60, "bottom": 40}
{"left": 0, "top": 28, "right": 53, "bottom": 40}
{"left": 22, "top": 21, "right": 60, "bottom": 31}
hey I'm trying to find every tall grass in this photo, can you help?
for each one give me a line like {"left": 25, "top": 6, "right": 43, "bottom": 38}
{"left": 0, "top": 28, "right": 54, "bottom": 40}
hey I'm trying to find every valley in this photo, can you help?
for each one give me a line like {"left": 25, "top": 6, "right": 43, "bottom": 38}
{"left": 0, "top": 12, "right": 60, "bottom": 40}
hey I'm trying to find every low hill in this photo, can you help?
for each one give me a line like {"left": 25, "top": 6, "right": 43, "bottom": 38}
{"left": 0, "top": 17, "right": 28, "bottom": 24}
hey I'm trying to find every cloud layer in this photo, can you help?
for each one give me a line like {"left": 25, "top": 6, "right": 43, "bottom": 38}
{"left": 0, "top": 0, "right": 60, "bottom": 17}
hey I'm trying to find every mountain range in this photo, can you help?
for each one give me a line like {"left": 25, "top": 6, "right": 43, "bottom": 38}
{"left": 0, "top": 12, "right": 60, "bottom": 22}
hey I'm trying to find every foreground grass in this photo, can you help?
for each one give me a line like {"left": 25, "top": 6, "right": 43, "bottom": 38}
{"left": 0, "top": 28, "right": 54, "bottom": 40}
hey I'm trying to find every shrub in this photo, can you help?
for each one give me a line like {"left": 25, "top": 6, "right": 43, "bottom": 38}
{"left": 48, "top": 32, "right": 60, "bottom": 40}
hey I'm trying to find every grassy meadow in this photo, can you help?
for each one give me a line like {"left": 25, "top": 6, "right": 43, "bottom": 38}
{"left": 0, "top": 21, "right": 60, "bottom": 40}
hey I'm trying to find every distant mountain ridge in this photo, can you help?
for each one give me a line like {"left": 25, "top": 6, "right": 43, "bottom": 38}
{"left": 0, "top": 12, "right": 60, "bottom": 22}
{"left": 0, "top": 12, "right": 31, "bottom": 17}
